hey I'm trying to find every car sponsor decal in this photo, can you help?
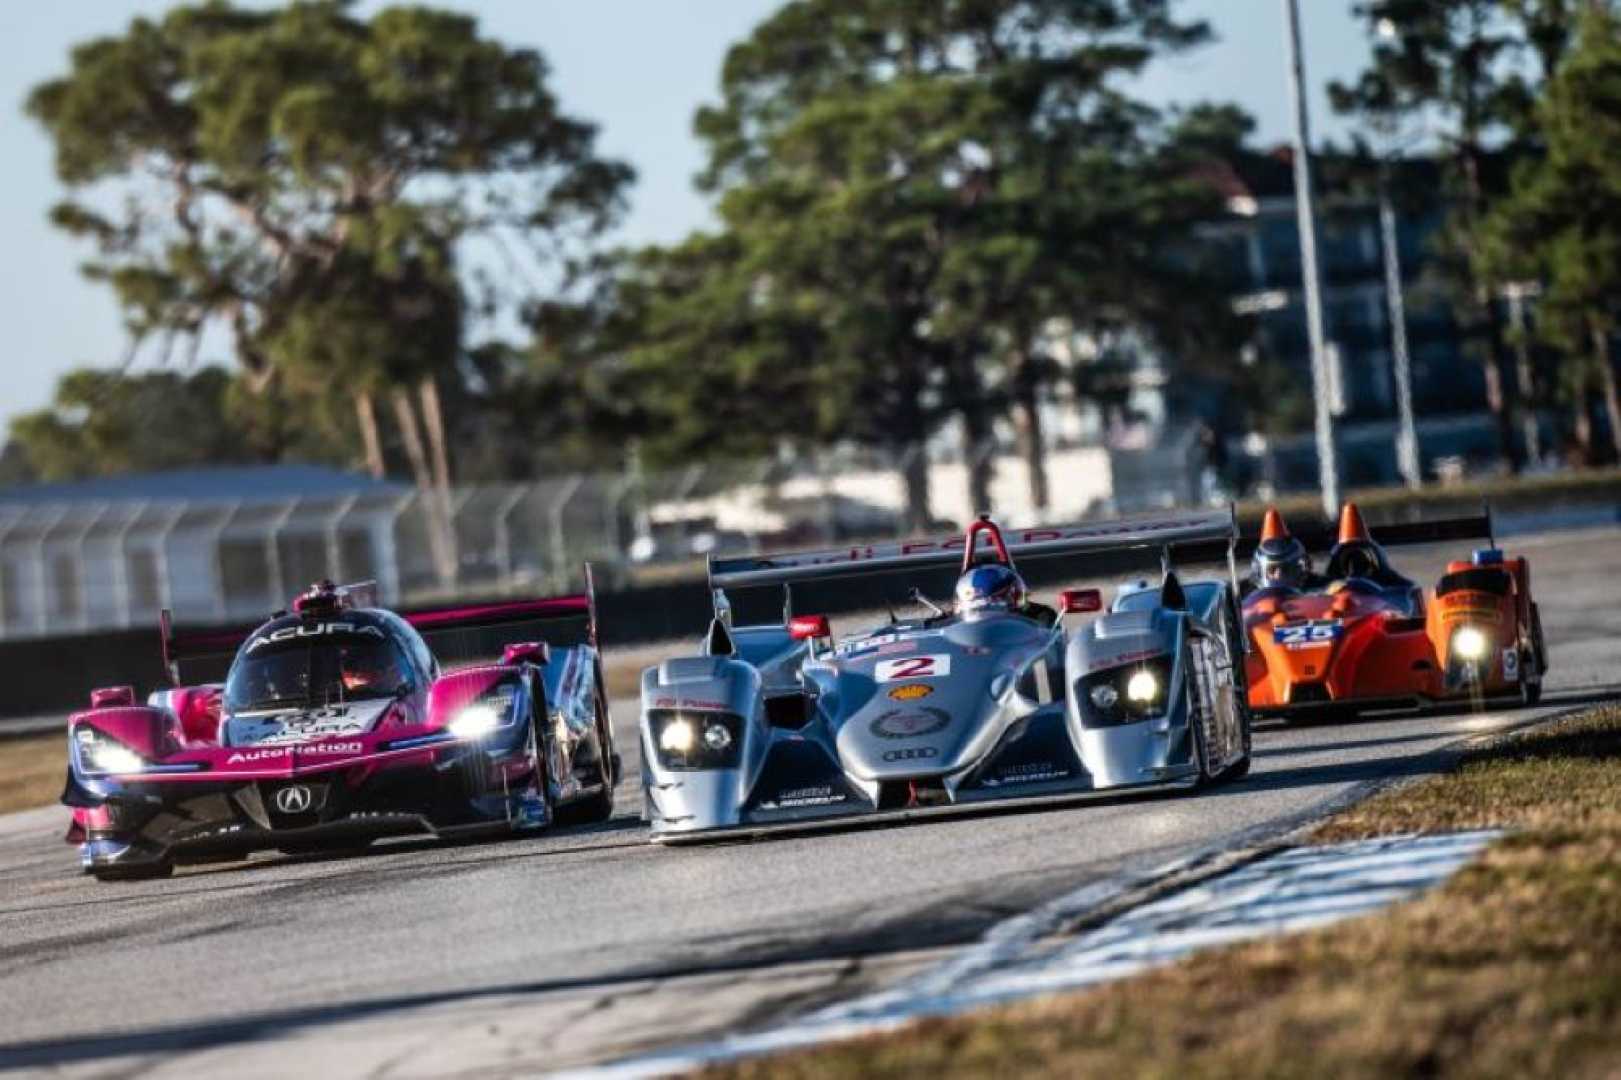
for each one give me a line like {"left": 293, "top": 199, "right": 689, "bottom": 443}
{"left": 653, "top": 697, "right": 730, "bottom": 711}
{"left": 226, "top": 748, "right": 290, "bottom": 764}
{"left": 882, "top": 746, "right": 939, "bottom": 763}
{"left": 887, "top": 684, "right": 933, "bottom": 701}
{"left": 836, "top": 632, "right": 897, "bottom": 657}
{"left": 244, "top": 621, "right": 385, "bottom": 653}
{"left": 981, "top": 761, "right": 1069, "bottom": 787}
{"left": 223, "top": 741, "right": 363, "bottom": 765}
{"left": 874, "top": 654, "right": 950, "bottom": 682}
{"left": 230, "top": 705, "right": 377, "bottom": 745}
{"left": 762, "top": 785, "right": 847, "bottom": 809}
{"left": 870, "top": 707, "right": 951, "bottom": 740}
{"left": 1087, "top": 647, "right": 1162, "bottom": 673}
{"left": 1272, "top": 621, "right": 1342, "bottom": 649}
{"left": 836, "top": 635, "right": 919, "bottom": 661}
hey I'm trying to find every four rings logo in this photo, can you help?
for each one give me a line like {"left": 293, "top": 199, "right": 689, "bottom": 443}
{"left": 882, "top": 746, "right": 939, "bottom": 763}
{"left": 273, "top": 785, "right": 313, "bottom": 813}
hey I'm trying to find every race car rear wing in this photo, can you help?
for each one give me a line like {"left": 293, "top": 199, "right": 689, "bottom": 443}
{"left": 161, "top": 566, "right": 600, "bottom": 685}
{"left": 1236, "top": 510, "right": 1494, "bottom": 559}
{"left": 405, "top": 572, "right": 599, "bottom": 666}
{"left": 708, "top": 509, "right": 1241, "bottom": 607}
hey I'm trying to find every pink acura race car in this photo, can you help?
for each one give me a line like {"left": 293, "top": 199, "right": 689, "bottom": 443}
{"left": 63, "top": 579, "right": 619, "bottom": 881}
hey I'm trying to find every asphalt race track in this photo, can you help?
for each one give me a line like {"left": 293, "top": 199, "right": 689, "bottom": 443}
{"left": 2, "top": 527, "right": 1618, "bottom": 1078}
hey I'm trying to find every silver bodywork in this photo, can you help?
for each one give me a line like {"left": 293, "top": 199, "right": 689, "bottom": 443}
{"left": 640, "top": 514, "right": 1253, "bottom": 841}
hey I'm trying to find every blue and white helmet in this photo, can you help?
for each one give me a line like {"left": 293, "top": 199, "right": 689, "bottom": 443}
{"left": 954, "top": 564, "right": 1027, "bottom": 620}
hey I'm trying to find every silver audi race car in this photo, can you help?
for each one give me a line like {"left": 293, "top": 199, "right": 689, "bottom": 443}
{"left": 639, "top": 512, "right": 1254, "bottom": 842}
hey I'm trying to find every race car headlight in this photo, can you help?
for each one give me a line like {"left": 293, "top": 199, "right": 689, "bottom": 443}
{"left": 73, "top": 727, "right": 148, "bottom": 776}
{"left": 1452, "top": 626, "right": 1490, "bottom": 662}
{"left": 1126, "top": 669, "right": 1162, "bottom": 705}
{"left": 449, "top": 683, "right": 519, "bottom": 740}
{"left": 1077, "top": 656, "right": 1173, "bottom": 728}
{"left": 659, "top": 717, "right": 696, "bottom": 753}
{"left": 649, "top": 709, "right": 743, "bottom": 770}
{"left": 702, "top": 721, "right": 734, "bottom": 752}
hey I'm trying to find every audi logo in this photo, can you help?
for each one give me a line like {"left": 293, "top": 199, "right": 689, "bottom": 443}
{"left": 274, "top": 785, "right": 313, "bottom": 813}
{"left": 881, "top": 746, "right": 939, "bottom": 763}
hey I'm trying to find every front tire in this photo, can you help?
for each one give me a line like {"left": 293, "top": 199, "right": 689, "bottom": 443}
{"left": 1190, "top": 676, "right": 1215, "bottom": 789}
{"left": 1520, "top": 604, "right": 1547, "bottom": 706}
{"left": 1219, "top": 693, "right": 1254, "bottom": 783}
{"left": 554, "top": 692, "right": 616, "bottom": 826}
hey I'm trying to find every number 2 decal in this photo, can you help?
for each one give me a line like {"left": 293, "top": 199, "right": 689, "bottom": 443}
{"left": 875, "top": 654, "right": 952, "bottom": 681}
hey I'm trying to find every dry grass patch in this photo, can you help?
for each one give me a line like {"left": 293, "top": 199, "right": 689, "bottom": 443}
{"left": 0, "top": 734, "right": 66, "bottom": 815}
{"left": 713, "top": 706, "right": 1621, "bottom": 1080}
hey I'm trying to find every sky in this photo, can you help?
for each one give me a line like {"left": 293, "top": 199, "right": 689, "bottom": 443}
{"left": 0, "top": 0, "right": 1369, "bottom": 431}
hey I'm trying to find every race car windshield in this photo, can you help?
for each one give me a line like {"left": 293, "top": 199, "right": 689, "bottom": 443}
{"left": 225, "top": 635, "right": 410, "bottom": 711}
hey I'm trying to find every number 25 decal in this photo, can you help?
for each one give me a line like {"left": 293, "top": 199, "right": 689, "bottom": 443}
{"left": 1273, "top": 622, "right": 1340, "bottom": 647}
{"left": 875, "top": 654, "right": 952, "bottom": 682}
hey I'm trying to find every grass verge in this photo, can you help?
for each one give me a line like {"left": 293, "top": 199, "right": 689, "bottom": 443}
{"left": 0, "top": 734, "right": 66, "bottom": 816}
{"left": 714, "top": 706, "right": 1621, "bottom": 1079}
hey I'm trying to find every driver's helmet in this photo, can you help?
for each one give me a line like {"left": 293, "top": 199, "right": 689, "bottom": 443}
{"left": 1253, "top": 508, "right": 1310, "bottom": 588}
{"left": 1328, "top": 502, "right": 1384, "bottom": 582}
{"left": 1254, "top": 537, "right": 1310, "bottom": 588}
{"left": 954, "top": 564, "right": 1027, "bottom": 620}
{"left": 339, "top": 646, "right": 395, "bottom": 693}
{"left": 1335, "top": 544, "right": 1381, "bottom": 581}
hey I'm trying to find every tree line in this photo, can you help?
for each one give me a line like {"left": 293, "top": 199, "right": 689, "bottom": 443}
{"left": 7, "top": 0, "right": 1621, "bottom": 535}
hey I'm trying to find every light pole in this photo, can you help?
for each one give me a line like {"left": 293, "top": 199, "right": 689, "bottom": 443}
{"left": 1379, "top": 163, "right": 1422, "bottom": 489}
{"left": 1370, "top": 20, "right": 1427, "bottom": 491}
{"left": 1282, "top": 0, "right": 1340, "bottom": 519}
{"left": 1501, "top": 281, "right": 1544, "bottom": 468}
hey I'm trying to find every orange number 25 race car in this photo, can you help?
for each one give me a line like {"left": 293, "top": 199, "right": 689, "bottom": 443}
{"left": 1242, "top": 503, "right": 1548, "bottom": 720}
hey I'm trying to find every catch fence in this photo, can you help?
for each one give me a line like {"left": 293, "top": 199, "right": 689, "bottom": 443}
{"left": 0, "top": 436, "right": 1189, "bottom": 641}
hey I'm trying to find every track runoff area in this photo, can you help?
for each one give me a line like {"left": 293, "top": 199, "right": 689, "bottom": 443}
{"left": 0, "top": 524, "right": 1617, "bottom": 1077}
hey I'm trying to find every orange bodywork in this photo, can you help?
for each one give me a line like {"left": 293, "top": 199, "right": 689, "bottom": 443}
{"left": 1423, "top": 555, "right": 1538, "bottom": 697}
{"left": 1244, "top": 555, "right": 1540, "bottom": 715}
{"left": 1244, "top": 589, "right": 1438, "bottom": 711}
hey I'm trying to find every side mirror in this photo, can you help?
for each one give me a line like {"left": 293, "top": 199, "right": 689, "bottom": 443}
{"left": 788, "top": 614, "right": 830, "bottom": 641}
{"left": 90, "top": 686, "right": 136, "bottom": 709}
{"left": 1058, "top": 589, "right": 1102, "bottom": 615}
{"left": 501, "top": 641, "right": 550, "bottom": 667}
